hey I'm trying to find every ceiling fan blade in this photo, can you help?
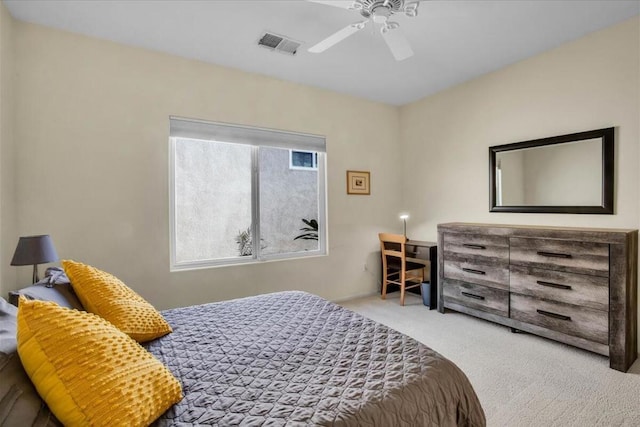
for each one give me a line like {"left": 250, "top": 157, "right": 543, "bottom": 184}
{"left": 381, "top": 26, "right": 414, "bottom": 61}
{"left": 308, "top": 22, "right": 366, "bottom": 53}
{"left": 307, "top": 1, "right": 358, "bottom": 10}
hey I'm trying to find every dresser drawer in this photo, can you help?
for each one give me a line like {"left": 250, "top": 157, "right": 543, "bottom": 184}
{"left": 510, "top": 265, "right": 608, "bottom": 311}
{"left": 510, "top": 237, "right": 609, "bottom": 277}
{"left": 443, "top": 279, "right": 509, "bottom": 317}
{"left": 443, "top": 233, "right": 509, "bottom": 265}
{"left": 510, "top": 293, "right": 608, "bottom": 345}
{"left": 444, "top": 260, "right": 509, "bottom": 290}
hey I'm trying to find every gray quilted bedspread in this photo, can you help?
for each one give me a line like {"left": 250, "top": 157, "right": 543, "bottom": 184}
{"left": 145, "top": 291, "right": 485, "bottom": 426}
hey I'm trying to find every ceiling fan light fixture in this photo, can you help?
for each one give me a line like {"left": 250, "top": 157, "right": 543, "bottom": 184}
{"left": 372, "top": 6, "right": 392, "bottom": 23}
{"left": 307, "top": 0, "right": 415, "bottom": 61}
{"left": 381, "top": 21, "right": 399, "bottom": 34}
{"left": 404, "top": 1, "right": 419, "bottom": 17}
{"left": 351, "top": 0, "right": 364, "bottom": 10}
{"left": 354, "top": 21, "right": 367, "bottom": 30}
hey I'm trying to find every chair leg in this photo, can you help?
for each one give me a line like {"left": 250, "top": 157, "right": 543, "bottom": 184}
{"left": 411, "top": 268, "right": 425, "bottom": 306}
{"left": 381, "top": 266, "right": 388, "bottom": 299}
{"left": 400, "top": 265, "right": 407, "bottom": 306}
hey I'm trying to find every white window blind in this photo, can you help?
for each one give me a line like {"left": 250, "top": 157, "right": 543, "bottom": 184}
{"left": 170, "top": 117, "right": 326, "bottom": 152}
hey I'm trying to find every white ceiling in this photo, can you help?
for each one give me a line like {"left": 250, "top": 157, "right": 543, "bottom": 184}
{"left": 4, "top": 0, "right": 639, "bottom": 105}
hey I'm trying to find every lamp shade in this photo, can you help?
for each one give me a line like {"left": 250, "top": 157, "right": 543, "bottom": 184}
{"left": 10, "top": 235, "right": 59, "bottom": 266}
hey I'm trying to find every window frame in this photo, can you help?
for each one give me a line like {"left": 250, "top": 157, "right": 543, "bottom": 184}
{"left": 169, "top": 118, "right": 327, "bottom": 271}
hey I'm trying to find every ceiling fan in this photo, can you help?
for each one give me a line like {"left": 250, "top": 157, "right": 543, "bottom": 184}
{"left": 308, "top": 0, "right": 420, "bottom": 61}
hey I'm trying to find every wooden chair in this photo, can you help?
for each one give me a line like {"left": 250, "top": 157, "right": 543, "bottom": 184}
{"left": 379, "top": 233, "right": 426, "bottom": 306}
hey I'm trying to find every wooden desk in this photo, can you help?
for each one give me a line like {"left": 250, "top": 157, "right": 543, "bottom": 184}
{"left": 380, "top": 239, "right": 438, "bottom": 309}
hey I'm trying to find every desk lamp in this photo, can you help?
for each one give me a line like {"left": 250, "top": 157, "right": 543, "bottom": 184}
{"left": 10, "top": 235, "right": 59, "bottom": 283}
{"left": 399, "top": 213, "right": 409, "bottom": 238}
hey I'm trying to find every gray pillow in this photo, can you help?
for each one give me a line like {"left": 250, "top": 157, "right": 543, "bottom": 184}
{"left": 8, "top": 283, "right": 83, "bottom": 311}
{"left": 0, "top": 352, "right": 60, "bottom": 426}
{"left": 0, "top": 297, "right": 18, "bottom": 354}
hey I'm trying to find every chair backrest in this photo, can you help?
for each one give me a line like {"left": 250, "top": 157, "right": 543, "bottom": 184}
{"left": 378, "top": 233, "right": 407, "bottom": 261}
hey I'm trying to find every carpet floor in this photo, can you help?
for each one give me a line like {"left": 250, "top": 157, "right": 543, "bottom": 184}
{"left": 340, "top": 293, "right": 640, "bottom": 427}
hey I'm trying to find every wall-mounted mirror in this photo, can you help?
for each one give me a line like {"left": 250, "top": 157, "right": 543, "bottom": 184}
{"left": 489, "top": 127, "right": 614, "bottom": 214}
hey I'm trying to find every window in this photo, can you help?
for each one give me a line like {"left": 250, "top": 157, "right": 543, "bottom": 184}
{"left": 169, "top": 117, "right": 326, "bottom": 270}
{"left": 290, "top": 150, "right": 318, "bottom": 170}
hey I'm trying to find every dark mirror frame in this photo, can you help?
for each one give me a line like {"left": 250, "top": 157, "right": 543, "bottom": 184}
{"left": 489, "top": 127, "right": 614, "bottom": 214}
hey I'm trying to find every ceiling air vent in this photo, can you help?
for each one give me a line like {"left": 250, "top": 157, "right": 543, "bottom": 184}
{"left": 258, "top": 32, "right": 301, "bottom": 55}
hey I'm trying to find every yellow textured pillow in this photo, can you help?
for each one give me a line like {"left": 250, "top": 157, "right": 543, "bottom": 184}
{"left": 62, "top": 260, "right": 172, "bottom": 342}
{"left": 16, "top": 297, "right": 183, "bottom": 427}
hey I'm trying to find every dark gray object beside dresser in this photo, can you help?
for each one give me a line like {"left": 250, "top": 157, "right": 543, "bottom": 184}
{"left": 437, "top": 222, "right": 638, "bottom": 372}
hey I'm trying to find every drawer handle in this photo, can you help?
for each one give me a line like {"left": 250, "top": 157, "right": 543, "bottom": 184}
{"left": 536, "top": 280, "right": 572, "bottom": 291}
{"left": 537, "top": 251, "right": 572, "bottom": 259}
{"left": 536, "top": 309, "right": 571, "bottom": 321}
{"left": 461, "top": 292, "right": 485, "bottom": 301}
{"left": 462, "top": 268, "right": 486, "bottom": 275}
{"left": 463, "top": 244, "right": 486, "bottom": 250}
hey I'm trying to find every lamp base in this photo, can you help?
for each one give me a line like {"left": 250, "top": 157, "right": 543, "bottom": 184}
{"left": 32, "top": 264, "right": 40, "bottom": 284}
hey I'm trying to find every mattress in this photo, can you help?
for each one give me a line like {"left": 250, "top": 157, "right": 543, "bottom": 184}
{"left": 145, "top": 291, "right": 485, "bottom": 426}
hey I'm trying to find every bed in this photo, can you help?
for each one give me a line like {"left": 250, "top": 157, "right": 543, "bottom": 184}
{"left": 4, "top": 279, "right": 484, "bottom": 426}
{"left": 144, "top": 291, "right": 486, "bottom": 426}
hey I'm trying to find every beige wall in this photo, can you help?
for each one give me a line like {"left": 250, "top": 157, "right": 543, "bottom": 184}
{"left": 3, "top": 13, "right": 640, "bottom": 315}
{"left": 400, "top": 17, "right": 640, "bottom": 349}
{"left": 400, "top": 16, "right": 639, "bottom": 238}
{"left": 11, "top": 22, "right": 402, "bottom": 309}
{"left": 0, "top": 2, "right": 16, "bottom": 298}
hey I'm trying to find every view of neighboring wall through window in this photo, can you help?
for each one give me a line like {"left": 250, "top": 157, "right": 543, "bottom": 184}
{"left": 169, "top": 117, "right": 326, "bottom": 270}
{"left": 290, "top": 150, "right": 318, "bottom": 170}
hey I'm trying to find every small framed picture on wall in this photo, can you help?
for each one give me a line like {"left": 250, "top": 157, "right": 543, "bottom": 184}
{"left": 346, "top": 170, "right": 370, "bottom": 195}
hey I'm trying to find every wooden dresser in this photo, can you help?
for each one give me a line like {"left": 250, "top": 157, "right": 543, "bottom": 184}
{"left": 437, "top": 222, "right": 638, "bottom": 372}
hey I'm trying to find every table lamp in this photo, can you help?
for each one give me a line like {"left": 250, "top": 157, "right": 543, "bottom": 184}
{"left": 10, "top": 235, "right": 59, "bottom": 283}
{"left": 399, "top": 213, "right": 409, "bottom": 237}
